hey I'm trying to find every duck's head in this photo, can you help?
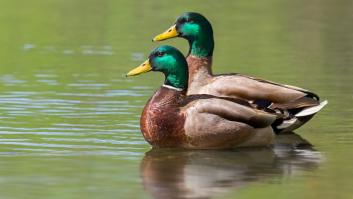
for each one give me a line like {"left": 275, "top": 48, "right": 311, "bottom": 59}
{"left": 127, "top": 45, "right": 188, "bottom": 90}
{"left": 153, "top": 12, "right": 213, "bottom": 42}
{"left": 153, "top": 12, "right": 214, "bottom": 57}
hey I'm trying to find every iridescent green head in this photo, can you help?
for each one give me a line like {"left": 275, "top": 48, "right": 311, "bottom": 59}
{"left": 127, "top": 46, "right": 188, "bottom": 90}
{"left": 153, "top": 12, "right": 214, "bottom": 58}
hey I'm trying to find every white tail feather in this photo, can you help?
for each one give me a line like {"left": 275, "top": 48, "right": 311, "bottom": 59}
{"left": 295, "top": 100, "right": 328, "bottom": 117}
{"left": 277, "top": 118, "right": 298, "bottom": 129}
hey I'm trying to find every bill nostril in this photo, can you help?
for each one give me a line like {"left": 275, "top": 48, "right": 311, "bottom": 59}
{"left": 168, "top": 29, "right": 172, "bottom": 32}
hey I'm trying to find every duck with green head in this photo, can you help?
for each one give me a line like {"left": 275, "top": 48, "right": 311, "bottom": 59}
{"left": 152, "top": 12, "right": 327, "bottom": 133}
{"left": 126, "top": 45, "right": 282, "bottom": 149}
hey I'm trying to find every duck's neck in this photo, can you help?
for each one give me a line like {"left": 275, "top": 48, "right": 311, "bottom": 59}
{"left": 186, "top": 32, "right": 214, "bottom": 82}
{"left": 158, "top": 55, "right": 189, "bottom": 90}
{"left": 147, "top": 80, "right": 187, "bottom": 109}
{"left": 186, "top": 55, "right": 213, "bottom": 86}
{"left": 188, "top": 35, "right": 214, "bottom": 58}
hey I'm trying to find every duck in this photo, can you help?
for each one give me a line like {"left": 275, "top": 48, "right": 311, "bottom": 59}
{"left": 127, "top": 45, "right": 286, "bottom": 149}
{"left": 152, "top": 12, "right": 327, "bottom": 133}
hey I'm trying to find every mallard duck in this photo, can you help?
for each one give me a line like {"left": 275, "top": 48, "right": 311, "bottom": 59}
{"left": 127, "top": 45, "right": 286, "bottom": 149}
{"left": 152, "top": 12, "right": 327, "bottom": 133}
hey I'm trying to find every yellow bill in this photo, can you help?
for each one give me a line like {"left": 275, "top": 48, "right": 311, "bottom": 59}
{"left": 126, "top": 59, "right": 152, "bottom": 76}
{"left": 153, "top": 25, "right": 179, "bottom": 42}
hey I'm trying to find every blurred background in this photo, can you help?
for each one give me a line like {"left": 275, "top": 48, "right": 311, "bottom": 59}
{"left": 0, "top": 0, "right": 352, "bottom": 199}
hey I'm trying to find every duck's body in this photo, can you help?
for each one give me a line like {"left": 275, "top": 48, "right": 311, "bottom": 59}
{"left": 186, "top": 54, "right": 325, "bottom": 132}
{"left": 127, "top": 46, "right": 280, "bottom": 149}
{"left": 141, "top": 85, "right": 277, "bottom": 149}
{"left": 153, "top": 12, "right": 327, "bottom": 133}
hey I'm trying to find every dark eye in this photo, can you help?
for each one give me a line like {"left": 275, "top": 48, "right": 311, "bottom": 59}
{"left": 156, "top": 51, "right": 165, "bottom": 57}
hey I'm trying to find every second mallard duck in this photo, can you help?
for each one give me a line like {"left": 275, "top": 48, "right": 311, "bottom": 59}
{"left": 152, "top": 12, "right": 327, "bottom": 133}
{"left": 127, "top": 45, "right": 284, "bottom": 149}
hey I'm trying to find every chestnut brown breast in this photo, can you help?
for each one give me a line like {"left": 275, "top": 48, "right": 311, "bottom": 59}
{"left": 140, "top": 87, "right": 187, "bottom": 148}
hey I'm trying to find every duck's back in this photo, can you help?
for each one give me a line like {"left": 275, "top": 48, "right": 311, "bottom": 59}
{"left": 194, "top": 74, "right": 309, "bottom": 102}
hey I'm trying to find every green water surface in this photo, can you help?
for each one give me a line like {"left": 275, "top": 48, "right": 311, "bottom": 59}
{"left": 0, "top": 0, "right": 353, "bottom": 199}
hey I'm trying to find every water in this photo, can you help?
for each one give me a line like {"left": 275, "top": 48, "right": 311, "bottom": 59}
{"left": 0, "top": 0, "right": 352, "bottom": 198}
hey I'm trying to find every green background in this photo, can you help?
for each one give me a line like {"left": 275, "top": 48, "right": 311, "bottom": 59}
{"left": 0, "top": 0, "right": 352, "bottom": 198}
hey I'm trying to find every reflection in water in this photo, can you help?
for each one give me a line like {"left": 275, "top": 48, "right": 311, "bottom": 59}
{"left": 140, "top": 135, "right": 322, "bottom": 199}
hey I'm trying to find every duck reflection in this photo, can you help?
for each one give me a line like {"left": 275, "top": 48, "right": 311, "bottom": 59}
{"left": 140, "top": 133, "right": 322, "bottom": 199}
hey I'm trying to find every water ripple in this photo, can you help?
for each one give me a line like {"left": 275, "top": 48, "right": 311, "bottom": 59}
{"left": 0, "top": 73, "right": 149, "bottom": 157}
